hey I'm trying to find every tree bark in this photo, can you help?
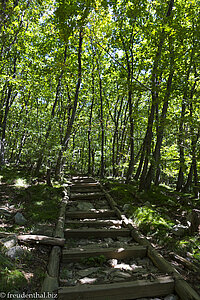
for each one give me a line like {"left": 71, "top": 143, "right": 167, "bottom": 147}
{"left": 0, "top": 56, "right": 17, "bottom": 166}
{"left": 176, "top": 52, "right": 194, "bottom": 191}
{"left": 144, "top": 44, "right": 174, "bottom": 190}
{"left": 88, "top": 63, "right": 95, "bottom": 175}
{"left": 34, "top": 46, "right": 67, "bottom": 176}
{"left": 98, "top": 66, "right": 104, "bottom": 178}
{"left": 55, "top": 29, "right": 83, "bottom": 179}
{"left": 138, "top": 0, "right": 174, "bottom": 190}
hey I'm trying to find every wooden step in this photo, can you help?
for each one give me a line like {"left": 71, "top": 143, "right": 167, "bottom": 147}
{"left": 72, "top": 176, "right": 92, "bottom": 179}
{"left": 72, "top": 178, "right": 96, "bottom": 183}
{"left": 64, "top": 228, "right": 130, "bottom": 238}
{"left": 65, "top": 220, "right": 122, "bottom": 227}
{"left": 70, "top": 188, "right": 101, "bottom": 193}
{"left": 58, "top": 276, "right": 174, "bottom": 300}
{"left": 70, "top": 193, "right": 104, "bottom": 200}
{"left": 65, "top": 210, "right": 117, "bottom": 219}
{"left": 71, "top": 183, "right": 100, "bottom": 188}
{"left": 62, "top": 246, "right": 147, "bottom": 262}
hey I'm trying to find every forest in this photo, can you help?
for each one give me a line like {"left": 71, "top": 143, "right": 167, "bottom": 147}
{"left": 0, "top": 0, "right": 200, "bottom": 297}
{"left": 0, "top": 0, "right": 199, "bottom": 190}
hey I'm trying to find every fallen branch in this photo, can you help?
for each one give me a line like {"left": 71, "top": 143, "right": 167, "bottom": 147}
{"left": 18, "top": 234, "right": 65, "bottom": 246}
{"left": 169, "top": 252, "right": 200, "bottom": 273}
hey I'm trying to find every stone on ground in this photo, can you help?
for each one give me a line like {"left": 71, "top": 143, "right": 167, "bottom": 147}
{"left": 6, "top": 246, "right": 25, "bottom": 260}
{"left": 14, "top": 212, "right": 27, "bottom": 225}
{"left": 0, "top": 235, "right": 17, "bottom": 249}
{"left": 77, "top": 267, "right": 100, "bottom": 277}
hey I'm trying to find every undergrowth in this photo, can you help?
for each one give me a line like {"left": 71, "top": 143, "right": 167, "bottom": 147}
{"left": 103, "top": 179, "right": 200, "bottom": 263}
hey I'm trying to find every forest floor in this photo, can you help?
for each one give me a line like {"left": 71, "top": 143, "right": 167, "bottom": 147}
{"left": 0, "top": 166, "right": 63, "bottom": 292}
{"left": 0, "top": 167, "right": 200, "bottom": 294}
{"left": 102, "top": 179, "right": 200, "bottom": 295}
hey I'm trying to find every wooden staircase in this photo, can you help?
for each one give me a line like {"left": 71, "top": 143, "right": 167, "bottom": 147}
{"left": 41, "top": 176, "right": 200, "bottom": 300}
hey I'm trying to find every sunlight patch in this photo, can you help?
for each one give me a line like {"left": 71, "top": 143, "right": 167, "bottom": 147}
{"left": 14, "top": 178, "right": 29, "bottom": 188}
{"left": 79, "top": 277, "right": 97, "bottom": 284}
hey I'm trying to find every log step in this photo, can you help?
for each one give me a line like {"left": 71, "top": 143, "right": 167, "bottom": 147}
{"left": 64, "top": 228, "right": 130, "bottom": 238}
{"left": 70, "top": 193, "right": 105, "bottom": 200}
{"left": 58, "top": 276, "right": 175, "bottom": 300}
{"left": 71, "top": 183, "right": 100, "bottom": 188}
{"left": 65, "top": 220, "right": 122, "bottom": 227}
{"left": 65, "top": 210, "right": 117, "bottom": 219}
{"left": 70, "top": 188, "right": 101, "bottom": 193}
{"left": 62, "top": 246, "right": 147, "bottom": 262}
{"left": 72, "top": 178, "right": 96, "bottom": 183}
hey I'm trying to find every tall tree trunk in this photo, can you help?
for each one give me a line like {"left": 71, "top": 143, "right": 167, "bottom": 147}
{"left": 138, "top": 0, "right": 174, "bottom": 190}
{"left": 144, "top": 45, "right": 174, "bottom": 190}
{"left": 55, "top": 29, "right": 83, "bottom": 179}
{"left": 98, "top": 66, "right": 104, "bottom": 178}
{"left": 119, "top": 33, "right": 134, "bottom": 182}
{"left": 138, "top": 103, "right": 156, "bottom": 189}
{"left": 176, "top": 100, "right": 186, "bottom": 191}
{"left": 126, "top": 89, "right": 134, "bottom": 182}
{"left": 182, "top": 98, "right": 199, "bottom": 193}
{"left": 88, "top": 65, "right": 94, "bottom": 175}
{"left": 112, "top": 96, "right": 123, "bottom": 177}
{"left": 0, "top": 56, "right": 17, "bottom": 166}
{"left": 34, "top": 46, "right": 67, "bottom": 176}
{"left": 176, "top": 51, "right": 194, "bottom": 191}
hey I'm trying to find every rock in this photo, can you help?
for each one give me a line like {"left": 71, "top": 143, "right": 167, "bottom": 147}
{"left": 112, "top": 270, "right": 131, "bottom": 279}
{"left": 79, "top": 239, "right": 92, "bottom": 246}
{"left": 14, "top": 212, "right": 27, "bottom": 225}
{"left": 77, "top": 202, "right": 94, "bottom": 211}
{"left": 117, "top": 236, "right": 132, "bottom": 243}
{"left": 0, "top": 235, "right": 17, "bottom": 249}
{"left": 6, "top": 246, "right": 25, "bottom": 260}
{"left": 164, "top": 295, "right": 178, "bottom": 300}
{"left": 172, "top": 224, "right": 188, "bottom": 236}
{"left": 78, "top": 267, "right": 100, "bottom": 277}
